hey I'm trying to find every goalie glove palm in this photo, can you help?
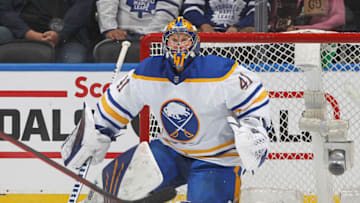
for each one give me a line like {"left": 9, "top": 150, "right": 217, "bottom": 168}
{"left": 61, "top": 102, "right": 111, "bottom": 169}
{"left": 227, "top": 116, "right": 269, "bottom": 171}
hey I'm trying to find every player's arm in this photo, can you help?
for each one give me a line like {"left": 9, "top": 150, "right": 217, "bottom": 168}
{"left": 183, "top": 0, "right": 212, "bottom": 30}
{"left": 234, "top": 0, "right": 271, "bottom": 31}
{"left": 94, "top": 70, "right": 143, "bottom": 137}
{"left": 224, "top": 63, "right": 271, "bottom": 171}
{"left": 61, "top": 70, "right": 144, "bottom": 169}
{"left": 96, "top": 0, "right": 120, "bottom": 34}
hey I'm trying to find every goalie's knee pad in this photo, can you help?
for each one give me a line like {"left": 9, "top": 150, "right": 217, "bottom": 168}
{"left": 102, "top": 142, "right": 163, "bottom": 201}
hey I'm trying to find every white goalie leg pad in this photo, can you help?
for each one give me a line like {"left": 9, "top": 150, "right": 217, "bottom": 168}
{"left": 118, "top": 142, "right": 163, "bottom": 200}
{"left": 84, "top": 142, "right": 163, "bottom": 203}
{"left": 82, "top": 142, "right": 163, "bottom": 203}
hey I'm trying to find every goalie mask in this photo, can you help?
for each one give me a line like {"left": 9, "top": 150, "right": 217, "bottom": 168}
{"left": 163, "top": 17, "right": 200, "bottom": 70}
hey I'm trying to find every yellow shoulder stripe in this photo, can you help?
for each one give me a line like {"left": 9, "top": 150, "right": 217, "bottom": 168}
{"left": 101, "top": 96, "right": 129, "bottom": 124}
{"left": 132, "top": 61, "right": 238, "bottom": 83}
{"left": 132, "top": 73, "right": 170, "bottom": 82}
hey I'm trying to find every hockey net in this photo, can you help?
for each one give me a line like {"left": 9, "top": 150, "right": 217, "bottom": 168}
{"left": 138, "top": 32, "right": 360, "bottom": 203}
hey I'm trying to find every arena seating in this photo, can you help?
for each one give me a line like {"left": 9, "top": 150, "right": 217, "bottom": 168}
{"left": 93, "top": 38, "right": 140, "bottom": 63}
{"left": 0, "top": 39, "right": 55, "bottom": 63}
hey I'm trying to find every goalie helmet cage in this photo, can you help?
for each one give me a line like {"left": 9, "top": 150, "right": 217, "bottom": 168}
{"left": 138, "top": 32, "right": 360, "bottom": 203}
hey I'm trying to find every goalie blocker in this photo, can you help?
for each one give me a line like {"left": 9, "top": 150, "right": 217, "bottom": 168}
{"left": 61, "top": 102, "right": 112, "bottom": 169}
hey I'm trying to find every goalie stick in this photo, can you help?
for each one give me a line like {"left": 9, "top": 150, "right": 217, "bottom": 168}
{"left": 112, "top": 40, "right": 132, "bottom": 83}
{"left": 67, "top": 158, "right": 90, "bottom": 203}
{"left": 68, "top": 40, "right": 132, "bottom": 203}
{"left": 0, "top": 132, "right": 176, "bottom": 203}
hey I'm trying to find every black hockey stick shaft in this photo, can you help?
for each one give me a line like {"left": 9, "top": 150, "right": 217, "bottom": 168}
{"left": 0, "top": 132, "right": 177, "bottom": 203}
{"left": 0, "top": 132, "right": 122, "bottom": 203}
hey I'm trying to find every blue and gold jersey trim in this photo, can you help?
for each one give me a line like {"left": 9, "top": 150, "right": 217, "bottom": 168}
{"left": 96, "top": 89, "right": 133, "bottom": 130}
{"left": 163, "top": 138, "right": 237, "bottom": 158}
{"left": 100, "top": 95, "right": 130, "bottom": 125}
{"left": 233, "top": 90, "right": 268, "bottom": 114}
{"left": 132, "top": 61, "right": 238, "bottom": 83}
{"left": 231, "top": 84, "right": 270, "bottom": 119}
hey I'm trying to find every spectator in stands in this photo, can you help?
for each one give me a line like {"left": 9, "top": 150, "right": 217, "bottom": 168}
{"left": 94, "top": 0, "right": 182, "bottom": 63}
{"left": 270, "top": 0, "right": 345, "bottom": 32}
{"left": 96, "top": 0, "right": 182, "bottom": 40}
{"left": 0, "top": 0, "right": 99, "bottom": 63}
{"left": 343, "top": 0, "right": 360, "bottom": 32}
{"left": 0, "top": 0, "right": 15, "bottom": 41}
{"left": 182, "top": 0, "right": 271, "bottom": 33}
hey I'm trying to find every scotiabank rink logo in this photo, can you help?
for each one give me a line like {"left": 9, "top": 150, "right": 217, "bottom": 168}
{"left": 75, "top": 76, "right": 111, "bottom": 98}
{"left": 0, "top": 76, "right": 110, "bottom": 142}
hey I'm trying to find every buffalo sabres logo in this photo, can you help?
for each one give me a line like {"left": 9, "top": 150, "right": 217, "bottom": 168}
{"left": 160, "top": 99, "right": 199, "bottom": 142}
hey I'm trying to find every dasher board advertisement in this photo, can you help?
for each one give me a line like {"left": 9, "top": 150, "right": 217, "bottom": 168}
{"left": 0, "top": 63, "right": 139, "bottom": 194}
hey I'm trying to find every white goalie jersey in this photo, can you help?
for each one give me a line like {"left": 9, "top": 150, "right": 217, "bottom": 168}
{"left": 94, "top": 55, "right": 271, "bottom": 167}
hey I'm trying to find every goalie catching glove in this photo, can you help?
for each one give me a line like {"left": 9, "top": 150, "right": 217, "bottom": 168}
{"left": 227, "top": 116, "right": 269, "bottom": 171}
{"left": 61, "top": 102, "right": 112, "bottom": 169}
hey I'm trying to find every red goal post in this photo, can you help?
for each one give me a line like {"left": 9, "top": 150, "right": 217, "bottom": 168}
{"left": 138, "top": 32, "right": 360, "bottom": 203}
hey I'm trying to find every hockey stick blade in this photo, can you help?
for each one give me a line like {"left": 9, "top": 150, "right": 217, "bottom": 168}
{"left": 0, "top": 132, "right": 176, "bottom": 203}
{"left": 132, "top": 187, "right": 177, "bottom": 203}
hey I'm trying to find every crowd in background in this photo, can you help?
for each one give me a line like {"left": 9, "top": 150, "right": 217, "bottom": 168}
{"left": 0, "top": 0, "right": 359, "bottom": 63}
